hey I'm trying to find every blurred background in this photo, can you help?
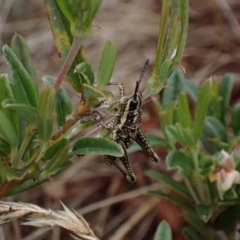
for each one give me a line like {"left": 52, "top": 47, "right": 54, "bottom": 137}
{"left": 0, "top": 0, "right": 240, "bottom": 239}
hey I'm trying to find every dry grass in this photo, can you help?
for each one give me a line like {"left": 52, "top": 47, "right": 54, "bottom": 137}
{"left": 0, "top": 0, "right": 240, "bottom": 239}
{"left": 0, "top": 201, "right": 98, "bottom": 240}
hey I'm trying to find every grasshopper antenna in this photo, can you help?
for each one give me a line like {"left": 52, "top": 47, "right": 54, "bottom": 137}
{"left": 134, "top": 59, "right": 149, "bottom": 100}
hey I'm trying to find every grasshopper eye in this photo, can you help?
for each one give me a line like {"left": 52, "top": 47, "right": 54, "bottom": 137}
{"left": 129, "top": 98, "right": 139, "bottom": 110}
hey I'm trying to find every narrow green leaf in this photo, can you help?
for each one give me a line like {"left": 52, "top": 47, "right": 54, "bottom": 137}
{"left": 2, "top": 45, "right": 38, "bottom": 108}
{"left": 183, "top": 227, "right": 203, "bottom": 240}
{"left": 55, "top": 0, "right": 76, "bottom": 23}
{"left": 231, "top": 103, "right": 240, "bottom": 136}
{"left": 41, "top": 144, "right": 69, "bottom": 178}
{"left": 165, "top": 10, "right": 181, "bottom": 60}
{"left": 83, "top": 83, "right": 106, "bottom": 101}
{"left": 0, "top": 161, "right": 7, "bottom": 185}
{"left": 0, "top": 74, "right": 18, "bottom": 135}
{"left": 75, "top": 62, "right": 94, "bottom": 85}
{"left": 43, "top": 76, "right": 72, "bottom": 127}
{"left": 0, "top": 110, "right": 18, "bottom": 147}
{"left": 149, "top": 189, "right": 194, "bottom": 213}
{"left": 127, "top": 134, "right": 168, "bottom": 154}
{"left": 4, "top": 178, "right": 48, "bottom": 197}
{"left": 185, "top": 212, "right": 205, "bottom": 235}
{"left": 71, "top": 136, "right": 124, "bottom": 157}
{"left": 219, "top": 74, "right": 233, "bottom": 125}
{"left": 155, "top": 0, "right": 172, "bottom": 72}
{"left": 176, "top": 92, "right": 192, "bottom": 128}
{"left": 145, "top": 170, "right": 192, "bottom": 199}
{"left": 0, "top": 138, "right": 11, "bottom": 156}
{"left": 2, "top": 99, "right": 38, "bottom": 124}
{"left": 193, "top": 79, "right": 212, "bottom": 140}
{"left": 173, "top": 0, "right": 189, "bottom": 63}
{"left": 38, "top": 87, "right": 56, "bottom": 144}
{"left": 166, "top": 150, "right": 194, "bottom": 177}
{"left": 97, "top": 41, "right": 116, "bottom": 87}
{"left": 196, "top": 204, "right": 214, "bottom": 223}
{"left": 10, "top": 33, "right": 38, "bottom": 86}
{"left": 161, "top": 69, "right": 185, "bottom": 110}
{"left": 153, "top": 221, "right": 172, "bottom": 240}
{"left": 184, "top": 80, "right": 198, "bottom": 102}
{"left": 42, "top": 137, "right": 69, "bottom": 160}
{"left": 175, "top": 123, "right": 196, "bottom": 146}
{"left": 201, "top": 116, "right": 228, "bottom": 153}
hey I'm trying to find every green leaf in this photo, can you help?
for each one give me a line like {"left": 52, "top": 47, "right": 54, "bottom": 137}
{"left": 75, "top": 62, "right": 94, "bottom": 85}
{"left": 196, "top": 204, "right": 214, "bottom": 222}
{"left": 176, "top": 92, "right": 192, "bottom": 128}
{"left": 161, "top": 69, "right": 185, "bottom": 110}
{"left": 42, "top": 137, "right": 69, "bottom": 160}
{"left": 55, "top": 0, "right": 103, "bottom": 38}
{"left": 0, "top": 161, "right": 7, "bottom": 185}
{"left": 153, "top": 220, "right": 172, "bottom": 240}
{"left": 175, "top": 123, "right": 196, "bottom": 146}
{"left": 219, "top": 74, "right": 233, "bottom": 125}
{"left": 43, "top": 76, "right": 72, "bottom": 127}
{"left": 127, "top": 134, "right": 168, "bottom": 154}
{"left": 44, "top": 0, "right": 86, "bottom": 92}
{"left": 97, "top": 41, "right": 116, "bottom": 87}
{"left": 2, "top": 45, "right": 38, "bottom": 108}
{"left": 2, "top": 99, "right": 38, "bottom": 124}
{"left": 201, "top": 116, "right": 228, "bottom": 154}
{"left": 40, "top": 143, "right": 69, "bottom": 178}
{"left": 173, "top": 0, "right": 189, "bottom": 63}
{"left": 4, "top": 178, "right": 48, "bottom": 197}
{"left": 71, "top": 136, "right": 124, "bottom": 157}
{"left": 231, "top": 103, "right": 240, "bottom": 136}
{"left": 207, "top": 80, "right": 221, "bottom": 120}
{"left": 185, "top": 212, "right": 205, "bottom": 235}
{"left": 0, "top": 74, "right": 18, "bottom": 135}
{"left": 38, "top": 87, "right": 56, "bottom": 145}
{"left": 10, "top": 33, "right": 38, "bottom": 87}
{"left": 193, "top": 79, "right": 212, "bottom": 140}
{"left": 166, "top": 150, "right": 194, "bottom": 177}
{"left": 184, "top": 80, "right": 198, "bottom": 102}
{"left": 145, "top": 170, "right": 192, "bottom": 199}
{"left": 83, "top": 83, "right": 106, "bottom": 101}
{"left": 149, "top": 189, "right": 194, "bottom": 213}
{"left": 0, "top": 138, "right": 11, "bottom": 156}
{"left": 0, "top": 110, "right": 18, "bottom": 148}
{"left": 183, "top": 227, "right": 203, "bottom": 240}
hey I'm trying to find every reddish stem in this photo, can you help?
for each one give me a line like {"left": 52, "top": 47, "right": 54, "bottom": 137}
{"left": 54, "top": 36, "right": 83, "bottom": 91}
{"left": 0, "top": 181, "right": 13, "bottom": 199}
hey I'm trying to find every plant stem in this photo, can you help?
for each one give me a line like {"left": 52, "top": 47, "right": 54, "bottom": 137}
{"left": 53, "top": 36, "right": 83, "bottom": 91}
{"left": 184, "top": 177, "right": 200, "bottom": 204}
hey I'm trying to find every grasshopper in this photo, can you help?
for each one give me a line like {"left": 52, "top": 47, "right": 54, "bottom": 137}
{"left": 93, "top": 59, "right": 160, "bottom": 182}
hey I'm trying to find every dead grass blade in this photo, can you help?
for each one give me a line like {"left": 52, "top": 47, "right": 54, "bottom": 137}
{"left": 0, "top": 201, "right": 99, "bottom": 240}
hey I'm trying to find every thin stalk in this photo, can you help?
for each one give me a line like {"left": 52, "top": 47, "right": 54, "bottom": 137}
{"left": 183, "top": 177, "right": 200, "bottom": 204}
{"left": 53, "top": 36, "right": 83, "bottom": 91}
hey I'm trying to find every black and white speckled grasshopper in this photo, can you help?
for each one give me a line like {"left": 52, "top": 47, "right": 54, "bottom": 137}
{"left": 82, "top": 60, "right": 160, "bottom": 182}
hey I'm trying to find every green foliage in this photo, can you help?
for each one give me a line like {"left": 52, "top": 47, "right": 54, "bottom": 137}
{"left": 2, "top": 0, "right": 239, "bottom": 239}
{"left": 153, "top": 220, "right": 172, "bottom": 240}
{"left": 147, "top": 69, "right": 240, "bottom": 238}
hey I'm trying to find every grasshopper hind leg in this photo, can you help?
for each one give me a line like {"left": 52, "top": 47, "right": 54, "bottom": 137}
{"left": 104, "top": 142, "right": 136, "bottom": 183}
{"left": 135, "top": 128, "right": 160, "bottom": 162}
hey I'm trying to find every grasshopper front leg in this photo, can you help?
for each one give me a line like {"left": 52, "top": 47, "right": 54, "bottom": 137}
{"left": 135, "top": 127, "right": 160, "bottom": 162}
